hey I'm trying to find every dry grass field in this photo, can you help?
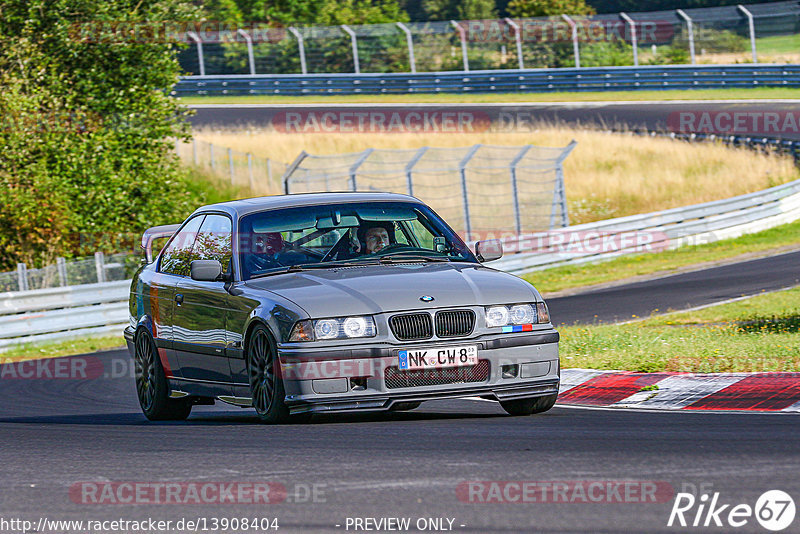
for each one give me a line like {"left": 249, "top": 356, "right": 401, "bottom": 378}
{"left": 187, "top": 126, "right": 799, "bottom": 224}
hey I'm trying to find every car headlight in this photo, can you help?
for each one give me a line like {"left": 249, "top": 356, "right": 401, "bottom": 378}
{"left": 485, "top": 303, "right": 550, "bottom": 328}
{"left": 289, "top": 316, "right": 377, "bottom": 342}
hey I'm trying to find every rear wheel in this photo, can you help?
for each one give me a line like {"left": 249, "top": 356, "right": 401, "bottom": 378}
{"left": 134, "top": 330, "right": 192, "bottom": 421}
{"left": 247, "top": 324, "right": 310, "bottom": 424}
{"left": 501, "top": 393, "right": 558, "bottom": 416}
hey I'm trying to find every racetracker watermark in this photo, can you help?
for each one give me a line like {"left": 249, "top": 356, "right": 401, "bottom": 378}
{"left": 465, "top": 230, "right": 668, "bottom": 255}
{"left": 668, "top": 111, "right": 800, "bottom": 136}
{"left": 462, "top": 19, "right": 673, "bottom": 44}
{"left": 70, "top": 21, "right": 286, "bottom": 43}
{"left": 272, "top": 110, "right": 491, "bottom": 134}
{"left": 69, "top": 481, "right": 326, "bottom": 505}
{"left": 457, "top": 480, "right": 674, "bottom": 504}
{"left": 0, "top": 357, "right": 104, "bottom": 380}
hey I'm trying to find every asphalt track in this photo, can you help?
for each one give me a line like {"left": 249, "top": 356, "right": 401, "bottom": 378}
{"left": 2, "top": 253, "right": 800, "bottom": 532}
{"left": 546, "top": 248, "right": 800, "bottom": 325}
{"left": 188, "top": 100, "right": 800, "bottom": 140}
{"left": 1, "top": 349, "right": 800, "bottom": 533}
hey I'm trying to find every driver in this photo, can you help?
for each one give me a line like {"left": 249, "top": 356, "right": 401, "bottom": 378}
{"left": 357, "top": 222, "right": 395, "bottom": 254}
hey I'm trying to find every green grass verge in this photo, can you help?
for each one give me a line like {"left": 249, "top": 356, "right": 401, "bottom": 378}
{"left": 178, "top": 87, "right": 799, "bottom": 105}
{"left": 757, "top": 34, "right": 800, "bottom": 56}
{"left": 1, "top": 336, "right": 125, "bottom": 364}
{"left": 561, "top": 286, "right": 800, "bottom": 373}
{"left": 524, "top": 218, "right": 800, "bottom": 295}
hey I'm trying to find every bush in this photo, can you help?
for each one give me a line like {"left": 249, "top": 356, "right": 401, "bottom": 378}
{"left": 0, "top": 0, "right": 220, "bottom": 270}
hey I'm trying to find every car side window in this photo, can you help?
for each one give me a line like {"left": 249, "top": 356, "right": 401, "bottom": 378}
{"left": 192, "top": 214, "right": 233, "bottom": 272}
{"left": 159, "top": 215, "right": 205, "bottom": 276}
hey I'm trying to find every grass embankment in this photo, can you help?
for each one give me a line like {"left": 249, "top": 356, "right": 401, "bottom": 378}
{"left": 179, "top": 87, "right": 799, "bottom": 105}
{"left": 525, "top": 219, "right": 800, "bottom": 295}
{"left": 0, "top": 336, "right": 124, "bottom": 364}
{"left": 560, "top": 286, "right": 800, "bottom": 373}
{"left": 190, "top": 126, "right": 798, "bottom": 224}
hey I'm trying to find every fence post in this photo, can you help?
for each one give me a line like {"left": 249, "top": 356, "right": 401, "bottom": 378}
{"left": 620, "top": 13, "right": 638, "bottom": 66}
{"left": 56, "top": 257, "right": 67, "bottom": 287}
{"left": 737, "top": 5, "right": 758, "bottom": 63}
{"left": 458, "top": 145, "right": 481, "bottom": 239}
{"left": 561, "top": 15, "right": 580, "bottom": 68}
{"left": 676, "top": 9, "right": 696, "bottom": 65}
{"left": 283, "top": 151, "right": 309, "bottom": 194}
{"left": 192, "top": 138, "right": 198, "bottom": 165}
{"left": 450, "top": 21, "right": 469, "bottom": 72}
{"left": 396, "top": 22, "right": 416, "bottom": 73}
{"left": 186, "top": 31, "right": 205, "bottom": 76}
{"left": 247, "top": 153, "right": 254, "bottom": 190}
{"left": 348, "top": 149, "right": 374, "bottom": 192}
{"left": 341, "top": 25, "right": 360, "bottom": 74}
{"left": 509, "top": 145, "right": 533, "bottom": 236}
{"left": 95, "top": 252, "right": 106, "bottom": 284}
{"left": 237, "top": 29, "right": 256, "bottom": 75}
{"left": 210, "top": 143, "right": 215, "bottom": 171}
{"left": 228, "top": 148, "right": 235, "bottom": 184}
{"left": 16, "top": 263, "right": 28, "bottom": 292}
{"left": 405, "top": 147, "right": 429, "bottom": 196}
{"left": 504, "top": 18, "right": 524, "bottom": 70}
{"left": 288, "top": 27, "right": 308, "bottom": 75}
{"left": 551, "top": 140, "right": 577, "bottom": 228}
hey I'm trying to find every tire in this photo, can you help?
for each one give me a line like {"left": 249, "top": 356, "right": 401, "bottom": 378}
{"left": 500, "top": 393, "right": 558, "bottom": 416}
{"left": 134, "top": 330, "right": 192, "bottom": 421}
{"left": 247, "top": 324, "right": 310, "bottom": 424}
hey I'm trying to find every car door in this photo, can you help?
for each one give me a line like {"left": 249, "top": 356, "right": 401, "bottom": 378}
{"left": 153, "top": 214, "right": 206, "bottom": 378}
{"left": 173, "top": 213, "right": 235, "bottom": 392}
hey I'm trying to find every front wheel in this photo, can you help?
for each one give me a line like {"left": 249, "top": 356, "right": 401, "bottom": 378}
{"left": 500, "top": 393, "right": 558, "bottom": 416}
{"left": 247, "top": 325, "right": 309, "bottom": 424}
{"left": 134, "top": 330, "right": 192, "bottom": 421}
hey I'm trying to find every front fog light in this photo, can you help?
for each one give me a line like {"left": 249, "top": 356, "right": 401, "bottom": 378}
{"left": 486, "top": 306, "right": 509, "bottom": 328}
{"left": 509, "top": 304, "right": 535, "bottom": 325}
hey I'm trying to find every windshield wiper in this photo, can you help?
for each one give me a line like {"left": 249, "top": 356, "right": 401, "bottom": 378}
{"left": 378, "top": 254, "right": 451, "bottom": 263}
{"left": 248, "top": 261, "right": 367, "bottom": 279}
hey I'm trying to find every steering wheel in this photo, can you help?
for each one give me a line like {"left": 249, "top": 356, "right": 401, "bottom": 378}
{"left": 377, "top": 243, "right": 413, "bottom": 254}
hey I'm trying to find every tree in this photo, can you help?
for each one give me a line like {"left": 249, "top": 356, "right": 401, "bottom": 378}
{"left": 0, "top": 0, "right": 206, "bottom": 269}
{"left": 507, "top": 0, "right": 594, "bottom": 17}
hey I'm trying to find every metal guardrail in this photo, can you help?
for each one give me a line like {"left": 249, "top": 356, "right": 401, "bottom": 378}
{"left": 0, "top": 281, "right": 129, "bottom": 350}
{"left": 174, "top": 64, "right": 800, "bottom": 96}
{"left": 490, "top": 176, "right": 800, "bottom": 275}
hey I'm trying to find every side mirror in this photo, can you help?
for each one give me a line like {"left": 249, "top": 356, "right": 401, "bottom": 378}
{"left": 191, "top": 259, "right": 223, "bottom": 282}
{"left": 475, "top": 240, "right": 503, "bottom": 262}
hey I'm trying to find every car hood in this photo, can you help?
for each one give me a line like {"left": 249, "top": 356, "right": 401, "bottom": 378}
{"left": 243, "top": 262, "right": 540, "bottom": 318}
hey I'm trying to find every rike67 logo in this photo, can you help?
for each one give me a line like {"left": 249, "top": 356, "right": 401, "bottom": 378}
{"left": 668, "top": 489, "right": 795, "bottom": 531}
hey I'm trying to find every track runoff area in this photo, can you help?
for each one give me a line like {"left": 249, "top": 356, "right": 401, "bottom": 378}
{"left": 4, "top": 98, "right": 800, "bottom": 533}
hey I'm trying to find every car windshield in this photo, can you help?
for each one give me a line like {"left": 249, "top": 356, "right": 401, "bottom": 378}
{"left": 238, "top": 201, "right": 477, "bottom": 280}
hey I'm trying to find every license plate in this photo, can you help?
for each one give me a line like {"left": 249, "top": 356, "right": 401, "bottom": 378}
{"left": 397, "top": 345, "right": 478, "bottom": 371}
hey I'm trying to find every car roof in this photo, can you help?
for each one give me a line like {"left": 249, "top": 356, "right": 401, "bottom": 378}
{"left": 194, "top": 192, "right": 421, "bottom": 219}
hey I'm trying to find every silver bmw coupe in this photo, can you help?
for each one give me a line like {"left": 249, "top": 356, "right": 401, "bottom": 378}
{"left": 125, "top": 192, "right": 559, "bottom": 423}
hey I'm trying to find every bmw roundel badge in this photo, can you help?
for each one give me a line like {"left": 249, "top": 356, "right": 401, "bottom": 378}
{"left": 420, "top": 295, "right": 435, "bottom": 302}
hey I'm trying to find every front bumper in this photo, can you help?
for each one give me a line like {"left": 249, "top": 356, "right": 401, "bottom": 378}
{"left": 274, "top": 331, "right": 560, "bottom": 415}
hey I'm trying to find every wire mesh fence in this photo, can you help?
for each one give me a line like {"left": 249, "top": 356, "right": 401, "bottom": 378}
{"left": 0, "top": 253, "right": 138, "bottom": 293}
{"left": 283, "top": 142, "right": 576, "bottom": 240}
{"left": 175, "top": 1, "right": 800, "bottom": 76}
{"left": 176, "top": 138, "right": 288, "bottom": 195}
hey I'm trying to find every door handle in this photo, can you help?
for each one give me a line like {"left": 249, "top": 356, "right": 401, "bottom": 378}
{"left": 175, "top": 293, "right": 184, "bottom": 305}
